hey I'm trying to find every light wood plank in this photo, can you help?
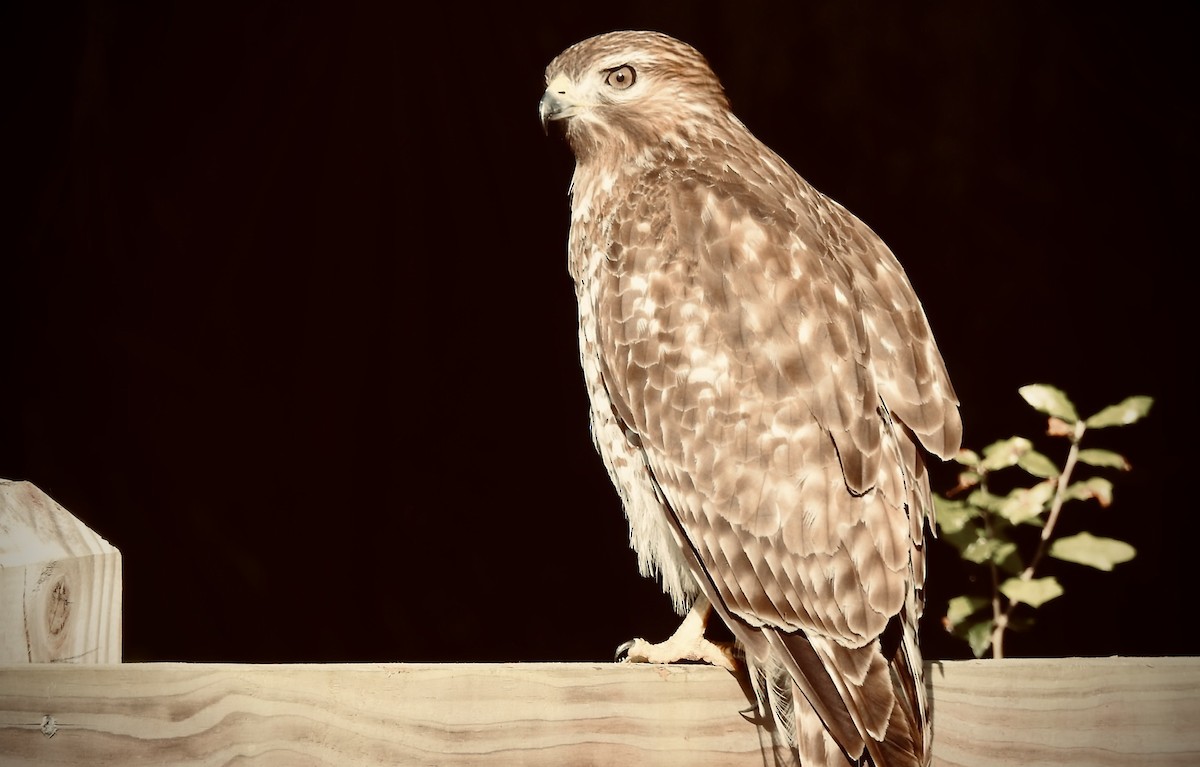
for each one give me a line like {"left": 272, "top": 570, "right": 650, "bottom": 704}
{"left": 928, "top": 657, "right": 1200, "bottom": 766}
{"left": 1, "top": 662, "right": 756, "bottom": 766}
{"left": 0, "top": 658, "right": 1197, "bottom": 766}
{"left": 0, "top": 479, "right": 122, "bottom": 664}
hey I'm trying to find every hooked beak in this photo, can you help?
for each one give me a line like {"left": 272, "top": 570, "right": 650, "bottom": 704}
{"left": 539, "top": 74, "right": 576, "bottom": 134}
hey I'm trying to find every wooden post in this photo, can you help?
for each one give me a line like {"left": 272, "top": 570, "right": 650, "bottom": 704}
{"left": 0, "top": 479, "right": 121, "bottom": 663}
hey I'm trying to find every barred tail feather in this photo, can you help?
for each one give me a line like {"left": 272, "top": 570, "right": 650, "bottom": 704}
{"left": 740, "top": 624, "right": 930, "bottom": 767}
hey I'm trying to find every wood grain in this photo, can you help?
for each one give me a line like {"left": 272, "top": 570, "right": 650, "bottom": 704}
{"left": 0, "top": 658, "right": 1196, "bottom": 766}
{"left": 928, "top": 657, "right": 1200, "bottom": 766}
{"left": 0, "top": 479, "right": 122, "bottom": 664}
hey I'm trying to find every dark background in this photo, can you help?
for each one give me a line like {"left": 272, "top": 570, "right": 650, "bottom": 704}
{"left": 4, "top": 2, "right": 1195, "bottom": 664}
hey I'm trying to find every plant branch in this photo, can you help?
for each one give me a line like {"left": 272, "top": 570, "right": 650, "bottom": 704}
{"left": 978, "top": 477, "right": 1008, "bottom": 658}
{"left": 937, "top": 385, "right": 1148, "bottom": 660}
{"left": 996, "top": 420, "right": 1086, "bottom": 648}
{"left": 1023, "top": 420, "right": 1085, "bottom": 580}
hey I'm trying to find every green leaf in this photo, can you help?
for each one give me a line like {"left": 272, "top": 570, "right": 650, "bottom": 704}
{"left": 1017, "top": 450, "right": 1060, "bottom": 478}
{"left": 959, "top": 537, "right": 995, "bottom": 564}
{"left": 939, "top": 523, "right": 985, "bottom": 557}
{"left": 992, "top": 540, "right": 1019, "bottom": 566}
{"left": 997, "top": 545, "right": 1025, "bottom": 575}
{"left": 996, "top": 481, "right": 1055, "bottom": 525}
{"left": 1077, "top": 449, "right": 1130, "bottom": 470}
{"left": 980, "top": 437, "right": 1033, "bottom": 472}
{"left": 1019, "top": 384, "right": 1079, "bottom": 422}
{"left": 933, "top": 496, "right": 976, "bottom": 534}
{"left": 966, "top": 487, "right": 1006, "bottom": 515}
{"left": 963, "top": 536, "right": 1015, "bottom": 565}
{"left": 945, "top": 595, "right": 989, "bottom": 628}
{"left": 965, "top": 620, "right": 994, "bottom": 658}
{"left": 1000, "top": 576, "right": 1064, "bottom": 608}
{"left": 1085, "top": 396, "right": 1153, "bottom": 429}
{"left": 953, "top": 470, "right": 982, "bottom": 492}
{"left": 1065, "top": 477, "right": 1114, "bottom": 507}
{"left": 953, "top": 448, "right": 981, "bottom": 467}
{"left": 1050, "top": 532, "right": 1137, "bottom": 571}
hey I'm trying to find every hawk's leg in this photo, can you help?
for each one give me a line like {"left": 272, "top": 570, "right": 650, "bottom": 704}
{"left": 616, "top": 595, "right": 738, "bottom": 671}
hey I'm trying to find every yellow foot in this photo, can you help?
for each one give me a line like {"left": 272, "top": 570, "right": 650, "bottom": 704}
{"left": 614, "top": 596, "right": 738, "bottom": 672}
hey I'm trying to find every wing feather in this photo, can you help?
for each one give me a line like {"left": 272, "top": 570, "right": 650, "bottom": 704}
{"left": 594, "top": 162, "right": 947, "bottom": 765}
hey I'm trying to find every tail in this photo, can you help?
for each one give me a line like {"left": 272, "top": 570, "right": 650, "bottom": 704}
{"left": 738, "top": 614, "right": 930, "bottom": 767}
{"left": 736, "top": 655, "right": 801, "bottom": 767}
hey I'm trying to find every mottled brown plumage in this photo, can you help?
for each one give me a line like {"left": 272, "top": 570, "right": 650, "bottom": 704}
{"left": 540, "top": 31, "right": 961, "bottom": 766}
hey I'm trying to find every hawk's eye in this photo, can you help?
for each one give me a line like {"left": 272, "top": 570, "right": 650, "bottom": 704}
{"left": 604, "top": 65, "right": 637, "bottom": 90}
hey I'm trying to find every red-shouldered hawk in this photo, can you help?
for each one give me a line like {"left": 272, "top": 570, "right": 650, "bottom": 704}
{"left": 541, "top": 31, "right": 961, "bottom": 766}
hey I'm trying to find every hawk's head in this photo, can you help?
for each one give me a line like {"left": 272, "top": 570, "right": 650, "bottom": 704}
{"left": 540, "top": 31, "right": 733, "bottom": 162}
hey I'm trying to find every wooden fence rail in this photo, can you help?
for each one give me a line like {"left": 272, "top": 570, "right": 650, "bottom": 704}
{"left": 3, "top": 481, "right": 1199, "bottom": 765}
{"left": 1, "top": 657, "right": 1198, "bottom": 766}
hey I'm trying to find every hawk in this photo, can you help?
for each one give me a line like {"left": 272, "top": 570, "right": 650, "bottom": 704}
{"left": 540, "top": 31, "right": 961, "bottom": 767}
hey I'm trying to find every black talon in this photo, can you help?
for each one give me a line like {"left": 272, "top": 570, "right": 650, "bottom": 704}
{"left": 614, "top": 639, "right": 635, "bottom": 662}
